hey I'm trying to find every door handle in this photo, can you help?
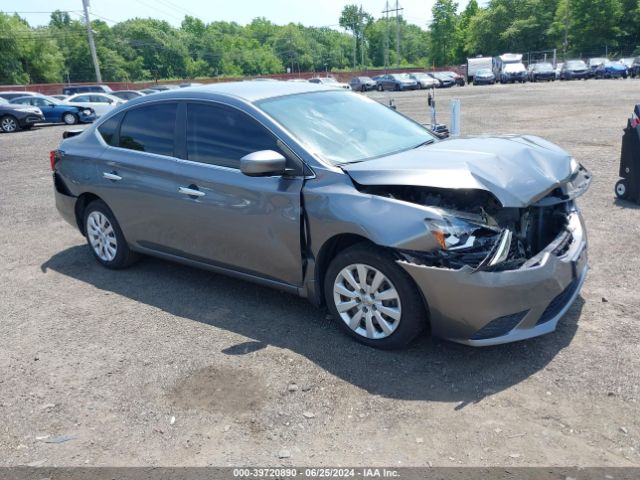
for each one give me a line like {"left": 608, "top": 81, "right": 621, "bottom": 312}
{"left": 178, "top": 186, "right": 205, "bottom": 197}
{"left": 103, "top": 172, "right": 122, "bottom": 181}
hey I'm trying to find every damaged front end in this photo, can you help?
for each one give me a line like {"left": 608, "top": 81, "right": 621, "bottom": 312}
{"left": 356, "top": 161, "right": 591, "bottom": 273}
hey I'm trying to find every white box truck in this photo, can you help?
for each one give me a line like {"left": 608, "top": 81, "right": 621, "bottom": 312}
{"left": 466, "top": 56, "right": 493, "bottom": 82}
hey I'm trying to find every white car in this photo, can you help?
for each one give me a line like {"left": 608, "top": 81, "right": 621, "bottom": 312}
{"left": 308, "top": 77, "right": 351, "bottom": 89}
{"left": 64, "top": 93, "right": 124, "bottom": 117}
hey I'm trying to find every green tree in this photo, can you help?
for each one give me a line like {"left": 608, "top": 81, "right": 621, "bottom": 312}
{"left": 429, "top": 0, "right": 459, "bottom": 66}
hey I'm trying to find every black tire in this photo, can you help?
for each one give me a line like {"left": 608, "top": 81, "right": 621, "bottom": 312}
{"left": 615, "top": 180, "right": 629, "bottom": 200}
{"left": 63, "top": 112, "right": 78, "bottom": 125}
{"left": 377, "top": 84, "right": 383, "bottom": 91}
{"left": 83, "top": 199, "right": 139, "bottom": 269}
{"left": 394, "top": 84, "right": 400, "bottom": 91}
{"left": 1, "top": 115, "right": 20, "bottom": 133}
{"left": 324, "top": 243, "right": 427, "bottom": 349}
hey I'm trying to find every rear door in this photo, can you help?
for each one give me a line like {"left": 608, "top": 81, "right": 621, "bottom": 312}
{"left": 93, "top": 102, "right": 182, "bottom": 250}
{"left": 168, "top": 101, "right": 304, "bottom": 286}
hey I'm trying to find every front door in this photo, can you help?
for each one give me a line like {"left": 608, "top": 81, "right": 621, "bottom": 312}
{"left": 169, "top": 101, "right": 304, "bottom": 286}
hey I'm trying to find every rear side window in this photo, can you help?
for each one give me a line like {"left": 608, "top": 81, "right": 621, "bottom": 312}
{"left": 119, "top": 103, "right": 177, "bottom": 156}
{"left": 97, "top": 112, "right": 124, "bottom": 146}
{"left": 186, "top": 103, "right": 279, "bottom": 168}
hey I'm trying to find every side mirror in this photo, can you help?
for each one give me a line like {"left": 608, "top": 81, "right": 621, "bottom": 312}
{"left": 240, "top": 150, "right": 287, "bottom": 177}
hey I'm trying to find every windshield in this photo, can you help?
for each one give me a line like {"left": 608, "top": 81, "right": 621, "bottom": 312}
{"left": 393, "top": 74, "right": 411, "bottom": 80}
{"left": 476, "top": 69, "right": 492, "bottom": 75}
{"left": 534, "top": 63, "right": 553, "bottom": 71}
{"left": 411, "top": 73, "right": 428, "bottom": 78}
{"left": 258, "top": 91, "right": 435, "bottom": 165}
{"left": 566, "top": 60, "right": 587, "bottom": 69}
{"left": 504, "top": 63, "right": 525, "bottom": 72}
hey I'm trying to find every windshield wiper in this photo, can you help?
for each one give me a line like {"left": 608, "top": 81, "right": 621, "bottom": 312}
{"left": 413, "top": 139, "right": 435, "bottom": 149}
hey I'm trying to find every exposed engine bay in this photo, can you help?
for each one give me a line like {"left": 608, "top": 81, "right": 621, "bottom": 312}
{"left": 355, "top": 183, "right": 577, "bottom": 272}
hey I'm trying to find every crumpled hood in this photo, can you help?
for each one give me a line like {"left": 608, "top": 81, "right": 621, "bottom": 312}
{"left": 341, "top": 135, "right": 577, "bottom": 207}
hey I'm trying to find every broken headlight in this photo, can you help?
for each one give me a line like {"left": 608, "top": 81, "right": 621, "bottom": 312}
{"left": 427, "top": 215, "right": 500, "bottom": 251}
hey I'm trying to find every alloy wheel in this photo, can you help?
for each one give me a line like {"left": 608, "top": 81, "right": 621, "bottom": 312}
{"left": 333, "top": 263, "right": 402, "bottom": 340}
{"left": 1, "top": 116, "right": 17, "bottom": 132}
{"left": 86, "top": 211, "right": 118, "bottom": 262}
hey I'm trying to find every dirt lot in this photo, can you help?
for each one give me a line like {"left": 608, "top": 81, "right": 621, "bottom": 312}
{"left": 0, "top": 80, "right": 639, "bottom": 467}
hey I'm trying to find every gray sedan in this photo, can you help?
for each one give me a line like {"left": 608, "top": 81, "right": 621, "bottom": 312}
{"left": 52, "top": 82, "right": 590, "bottom": 348}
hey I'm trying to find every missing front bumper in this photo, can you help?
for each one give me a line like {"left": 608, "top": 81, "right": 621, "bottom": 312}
{"left": 398, "top": 211, "right": 588, "bottom": 346}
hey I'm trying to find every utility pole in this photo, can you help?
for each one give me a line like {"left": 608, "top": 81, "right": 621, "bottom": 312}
{"left": 382, "top": 0, "right": 403, "bottom": 69}
{"left": 382, "top": 1, "right": 390, "bottom": 72}
{"left": 82, "top": 0, "right": 102, "bottom": 83}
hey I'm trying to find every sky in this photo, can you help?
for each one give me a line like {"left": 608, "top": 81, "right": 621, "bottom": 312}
{"left": 4, "top": 0, "right": 475, "bottom": 31}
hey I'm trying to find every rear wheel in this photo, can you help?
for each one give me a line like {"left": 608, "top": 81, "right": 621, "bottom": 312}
{"left": 324, "top": 243, "right": 427, "bottom": 349}
{"left": 63, "top": 112, "right": 78, "bottom": 125}
{"left": 1, "top": 115, "right": 19, "bottom": 133}
{"left": 84, "top": 200, "right": 139, "bottom": 269}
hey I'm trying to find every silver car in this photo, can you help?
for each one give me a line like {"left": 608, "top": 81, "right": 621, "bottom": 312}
{"left": 52, "top": 82, "right": 591, "bottom": 349}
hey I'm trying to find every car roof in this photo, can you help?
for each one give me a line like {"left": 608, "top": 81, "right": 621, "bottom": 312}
{"left": 132, "top": 81, "right": 336, "bottom": 103}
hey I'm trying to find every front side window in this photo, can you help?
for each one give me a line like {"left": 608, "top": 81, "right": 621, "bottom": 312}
{"left": 186, "top": 103, "right": 280, "bottom": 168}
{"left": 119, "top": 103, "right": 176, "bottom": 156}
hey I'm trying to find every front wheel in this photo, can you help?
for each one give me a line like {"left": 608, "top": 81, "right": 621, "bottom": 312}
{"left": 324, "top": 243, "right": 427, "bottom": 349}
{"left": 84, "top": 200, "right": 139, "bottom": 269}
{"left": 63, "top": 112, "right": 78, "bottom": 125}
{"left": 1, "top": 115, "right": 19, "bottom": 133}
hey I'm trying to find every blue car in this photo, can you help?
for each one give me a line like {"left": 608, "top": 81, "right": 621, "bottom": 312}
{"left": 10, "top": 95, "right": 96, "bottom": 125}
{"left": 594, "top": 60, "right": 628, "bottom": 79}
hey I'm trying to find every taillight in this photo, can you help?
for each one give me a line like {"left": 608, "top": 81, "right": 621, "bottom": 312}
{"left": 50, "top": 150, "right": 57, "bottom": 171}
{"left": 632, "top": 113, "right": 640, "bottom": 128}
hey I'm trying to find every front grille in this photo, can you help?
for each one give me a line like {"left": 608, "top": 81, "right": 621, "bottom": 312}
{"left": 471, "top": 310, "right": 529, "bottom": 340}
{"left": 536, "top": 277, "right": 580, "bottom": 325}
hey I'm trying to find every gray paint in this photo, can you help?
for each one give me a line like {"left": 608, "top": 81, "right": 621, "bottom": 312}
{"left": 53, "top": 81, "right": 590, "bottom": 346}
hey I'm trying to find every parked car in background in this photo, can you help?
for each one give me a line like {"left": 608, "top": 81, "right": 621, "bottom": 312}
{"left": 620, "top": 58, "right": 635, "bottom": 69}
{"left": 64, "top": 93, "right": 124, "bottom": 117}
{"left": 629, "top": 57, "right": 640, "bottom": 78}
{"left": 11, "top": 95, "right": 96, "bottom": 125}
{"left": 409, "top": 72, "right": 440, "bottom": 89}
{"left": 0, "top": 91, "right": 42, "bottom": 101}
{"left": 428, "top": 72, "right": 455, "bottom": 88}
{"left": 560, "top": 60, "right": 590, "bottom": 80}
{"left": 308, "top": 77, "right": 351, "bottom": 89}
{"left": 473, "top": 68, "right": 496, "bottom": 85}
{"left": 348, "top": 76, "right": 377, "bottom": 92}
{"left": 594, "top": 60, "right": 628, "bottom": 79}
{"left": 51, "top": 81, "right": 590, "bottom": 348}
{"left": 0, "top": 97, "right": 44, "bottom": 132}
{"left": 439, "top": 71, "right": 466, "bottom": 86}
{"left": 51, "top": 94, "right": 68, "bottom": 101}
{"left": 466, "top": 56, "right": 493, "bottom": 83}
{"left": 499, "top": 63, "right": 528, "bottom": 83}
{"left": 529, "top": 62, "right": 556, "bottom": 82}
{"left": 588, "top": 57, "right": 608, "bottom": 75}
{"left": 110, "top": 90, "right": 146, "bottom": 101}
{"left": 140, "top": 88, "right": 160, "bottom": 95}
{"left": 62, "top": 85, "right": 113, "bottom": 96}
{"left": 375, "top": 73, "right": 418, "bottom": 91}
{"left": 179, "top": 82, "right": 203, "bottom": 88}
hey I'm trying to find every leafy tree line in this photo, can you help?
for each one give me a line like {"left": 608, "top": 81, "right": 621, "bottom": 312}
{"left": 0, "top": 9, "right": 427, "bottom": 85}
{"left": 430, "top": 0, "right": 640, "bottom": 66}
{"left": 1, "top": 0, "right": 640, "bottom": 84}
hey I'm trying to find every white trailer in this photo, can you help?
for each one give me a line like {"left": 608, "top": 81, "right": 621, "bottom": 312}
{"left": 466, "top": 56, "right": 493, "bottom": 82}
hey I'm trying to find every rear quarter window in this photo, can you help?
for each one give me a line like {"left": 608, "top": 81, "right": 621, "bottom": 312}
{"left": 97, "top": 112, "right": 124, "bottom": 146}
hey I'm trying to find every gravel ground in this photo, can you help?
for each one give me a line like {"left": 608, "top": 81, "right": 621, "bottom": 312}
{"left": 0, "top": 80, "right": 639, "bottom": 467}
